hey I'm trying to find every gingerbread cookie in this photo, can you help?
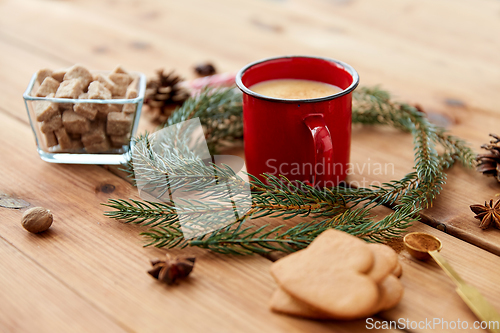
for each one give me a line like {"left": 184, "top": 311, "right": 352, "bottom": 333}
{"left": 271, "top": 230, "right": 379, "bottom": 320}
{"left": 270, "top": 273, "right": 404, "bottom": 320}
{"left": 375, "top": 275, "right": 404, "bottom": 312}
{"left": 270, "top": 287, "right": 330, "bottom": 319}
{"left": 270, "top": 229, "right": 404, "bottom": 320}
{"left": 392, "top": 262, "right": 403, "bottom": 278}
{"left": 367, "top": 243, "right": 399, "bottom": 283}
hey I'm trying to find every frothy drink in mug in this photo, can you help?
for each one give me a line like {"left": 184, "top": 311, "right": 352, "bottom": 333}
{"left": 250, "top": 79, "right": 342, "bottom": 100}
{"left": 236, "top": 56, "right": 359, "bottom": 188}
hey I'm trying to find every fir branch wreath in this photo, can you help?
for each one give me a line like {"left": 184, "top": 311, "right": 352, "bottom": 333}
{"left": 103, "top": 86, "right": 475, "bottom": 255}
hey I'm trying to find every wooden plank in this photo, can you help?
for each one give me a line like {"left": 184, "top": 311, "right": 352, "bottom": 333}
{"left": 348, "top": 112, "right": 500, "bottom": 256}
{"left": 1, "top": 0, "right": 499, "bottom": 119}
{"left": 4, "top": 101, "right": 499, "bottom": 332}
{"left": 1, "top": 0, "right": 500, "bottom": 256}
{"left": 10, "top": 0, "right": 499, "bottom": 115}
{"left": 286, "top": 0, "right": 500, "bottom": 115}
{"left": 0, "top": 112, "right": 391, "bottom": 332}
{"left": 1, "top": 104, "right": 497, "bottom": 332}
{"left": 3, "top": 33, "right": 390, "bottom": 330}
{"left": 0, "top": 39, "right": 65, "bottom": 124}
{"left": 0, "top": 0, "right": 499, "bottom": 330}
{"left": 0, "top": 0, "right": 211, "bottom": 78}
{"left": 0, "top": 237, "right": 127, "bottom": 333}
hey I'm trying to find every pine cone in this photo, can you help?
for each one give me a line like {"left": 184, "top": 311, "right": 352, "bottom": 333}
{"left": 144, "top": 69, "right": 190, "bottom": 123}
{"left": 477, "top": 133, "right": 500, "bottom": 183}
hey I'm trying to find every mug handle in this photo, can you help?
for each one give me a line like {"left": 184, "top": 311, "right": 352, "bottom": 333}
{"left": 303, "top": 114, "right": 333, "bottom": 186}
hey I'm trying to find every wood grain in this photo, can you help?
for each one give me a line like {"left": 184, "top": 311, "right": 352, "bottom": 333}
{"left": 0, "top": 0, "right": 500, "bottom": 331}
{"left": 0, "top": 237, "right": 126, "bottom": 333}
{"left": 0, "top": 112, "right": 387, "bottom": 332}
{"left": 1, "top": 0, "right": 500, "bottom": 256}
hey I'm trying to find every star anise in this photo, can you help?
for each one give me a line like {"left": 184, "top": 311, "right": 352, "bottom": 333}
{"left": 147, "top": 255, "right": 195, "bottom": 284}
{"left": 470, "top": 199, "right": 500, "bottom": 230}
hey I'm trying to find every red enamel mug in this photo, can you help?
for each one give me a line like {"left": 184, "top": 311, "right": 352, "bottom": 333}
{"left": 236, "top": 55, "right": 359, "bottom": 188}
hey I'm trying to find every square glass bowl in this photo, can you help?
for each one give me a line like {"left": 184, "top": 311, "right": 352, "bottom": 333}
{"left": 23, "top": 71, "right": 145, "bottom": 164}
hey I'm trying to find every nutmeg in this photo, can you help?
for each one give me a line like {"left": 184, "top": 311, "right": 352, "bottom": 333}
{"left": 21, "top": 207, "right": 53, "bottom": 233}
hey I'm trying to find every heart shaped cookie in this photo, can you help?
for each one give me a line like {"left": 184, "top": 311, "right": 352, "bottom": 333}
{"left": 271, "top": 229, "right": 379, "bottom": 319}
{"left": 270, "top": 229, "right": 404, "bottom": 320}
{"left": 367, "top": 243, "right": 399, "bottom": 283}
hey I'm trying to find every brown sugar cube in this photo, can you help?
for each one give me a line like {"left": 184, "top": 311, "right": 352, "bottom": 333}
{"left": 34, "top": 96, "right": 59, "bottom": 122}
{"left": 73, "top": 93, "right": 100, "bottom": 120}
{"left": 85, "top": 139, "right": 111, "bottom": 153}
{"left": 54, "top": 127, "right": 72, "bottom": 150}
{"left": 51, "top": 69, "right": 67, "bottom": 82}
{"left": 92, "top": 103, "right": 108, "bottom": 114}
{"left": 107, "top": 112, "right": 133, "bottom": 136}
{"left": 44, "top": 131, "right": 58, "bottom": 148}
{"left": 58, "top": 103, "right": 74, "bottom": 112}
{"left": 36, "top": 69, "right": 53, "bottom": 85}
{"left": 109, "top": 73, "right": 133, "bottom": 96}
{"left": 58, "top": 139, "right": 83, "bottom": 152}
{"left": 107, "top": 104, "right": 122, "bottom": 113}
{"left": 77, "top": 93, "right": 108, "bottom": 112}
{"left": 88, "top": 81, "right": 112, "bottom": 100}
{"left": 122, "top": 103, "right": 136, "bottom": 114}
{"left": 128, "top": 76, "right": 139, "bottom": 88}
{"left": 36, "top": 77, "right": 60, "bottom": 97}
{"left": 96, "top": 103, "right": 121, "bottom": 120}
{"left": 74, "top": 103, "right": 98, "bottom": 120}
{"left": 55, "top": 79, "right": 83, "bottom": 99}
{"left": 92, "top": 73, "right": 116, "bottom": 92}
{"left": 95, "top": 109, "right": 108, "bottom": 121}
{"left": 82, "top": 121, "right": 107, "bottom": 146}
{"left": 40, "top": 113, "right": 62, "bottom": 134}
{"left": 112, "top": 65, "right": 129, "bottom": 75}
{"left": 126, "top": 87, "right": 138, "bottom": 99}
{"left": 87, "top": 81, "right": 112, "bottom": 114}
{"left": 62, "top": 110, "right": 91, "bottom": 134}
{"left": 68, "top": 133, "right": 81, "bottom": 141}
{"left": 113, "top": 72, "right": 132, "bottom": 84}
{"left": 110, "top": 133, "right": 131, "bottom": 148}
{"left": 96, "top": 111, "right": 108, "bottom": 121}
{"left": 68, "top": 140, "right": 84, "bottom": 151}
{"left": 63, "top": 64, "right": 93, "bottom": 90}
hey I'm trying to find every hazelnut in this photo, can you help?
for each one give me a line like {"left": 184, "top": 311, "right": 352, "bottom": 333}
{"left": 21, "top": 207, "right": 53, "bottom": 233}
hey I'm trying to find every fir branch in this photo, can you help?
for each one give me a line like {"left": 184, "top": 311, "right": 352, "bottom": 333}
{"left": 138, "top": 204, "right": 416, "bottom": 255}
{"left": 165, "top": 87, "right": 243, "bottom": 153}
{"left": 103, "top": 86, "right": 475, "bottom": 255}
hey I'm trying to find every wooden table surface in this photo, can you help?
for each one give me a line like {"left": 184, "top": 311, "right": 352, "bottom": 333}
{"left": 1, "top": 0, "right": 500, "bottom": 332}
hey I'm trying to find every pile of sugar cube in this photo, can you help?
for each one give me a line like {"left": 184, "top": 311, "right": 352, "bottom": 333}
{"left": 33, "top": 64, "right": 138, "bottom": 153}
